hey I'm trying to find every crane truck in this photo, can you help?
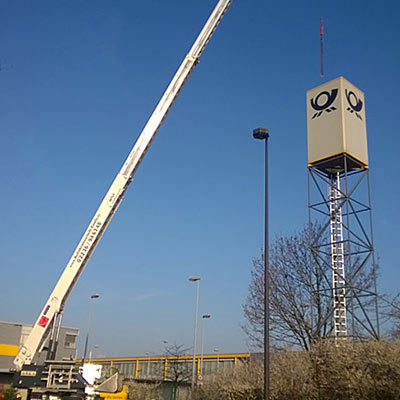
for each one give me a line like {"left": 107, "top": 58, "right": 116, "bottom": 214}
{"left": 11, "top": 1, "right": 231, "bottom": 400}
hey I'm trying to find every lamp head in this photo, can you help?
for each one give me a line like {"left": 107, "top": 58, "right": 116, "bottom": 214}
{"left": 253, "top": 127, "right": 269, "bottom": 140}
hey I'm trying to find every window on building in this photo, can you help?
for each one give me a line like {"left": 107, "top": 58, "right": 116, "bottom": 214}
{"left": 64, "top": 334, "right": 77, "bottom": 348}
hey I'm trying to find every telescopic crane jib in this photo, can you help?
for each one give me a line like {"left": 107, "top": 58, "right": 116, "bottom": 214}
{"left": 12, "top": 0, "right": 231, "bottom": 387}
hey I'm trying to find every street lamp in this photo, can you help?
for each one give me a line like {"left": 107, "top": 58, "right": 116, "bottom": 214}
{"left": 145, "top": 351, "right": 152, "bottom": 377}
{"left": 89, "top": 344, "right": 99, "bottom": 363}
{"left": 214, "top": 348, "right": 220, "bottom": 372}
{"left": 200, "top": 314, "right": 211, "bottom": 376}
{"left": 82, "top": 293, "right": 100, "bottom": 364}
{"left": 161, "top": 339, "right": 168, "bottom": 353}
{"left": 253, "top": 127, "right": 270, "bottom": 400}
{"left": 188, "top": 276, "right": 200, "bottom": 392}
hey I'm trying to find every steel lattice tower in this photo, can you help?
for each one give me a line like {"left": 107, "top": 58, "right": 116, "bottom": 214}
{"left": 306, "top": 78, "right": 380, "bottom": 341}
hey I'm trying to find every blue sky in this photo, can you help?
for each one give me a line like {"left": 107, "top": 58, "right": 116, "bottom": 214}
{"left": 1, "top": 0, "right": 399, "bottom": 357}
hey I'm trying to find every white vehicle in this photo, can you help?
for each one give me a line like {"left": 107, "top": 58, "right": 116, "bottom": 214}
{"left": 12, "top": 1, "right": 231, "bottom": 400}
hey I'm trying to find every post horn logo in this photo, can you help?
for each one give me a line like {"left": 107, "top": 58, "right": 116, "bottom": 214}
{"left": 345, "top": 89, "right": 363, "bottom": 120}
{"left": 310, "top": 89, "right": 338, "bottom": 119}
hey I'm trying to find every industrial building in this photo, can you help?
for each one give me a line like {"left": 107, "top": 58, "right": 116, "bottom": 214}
{"left": 89, "top": 352, "right": 250, "bottom": 382}
{"left": 0, "top": 320, "right": 79, "bottom": 390}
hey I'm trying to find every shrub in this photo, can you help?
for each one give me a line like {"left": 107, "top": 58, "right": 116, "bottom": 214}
{"left": 194, "top": 340, "right": 400, "bottom": 400}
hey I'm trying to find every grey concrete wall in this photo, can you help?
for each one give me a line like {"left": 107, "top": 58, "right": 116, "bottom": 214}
{"left": 0, "top": 321, "right": 79, "bottom": 370}
{"left": 0, "top": 322, "right": 21, "bottom": 346}
{"left": 0, "top": 322, "right": 22, "bottom": 369}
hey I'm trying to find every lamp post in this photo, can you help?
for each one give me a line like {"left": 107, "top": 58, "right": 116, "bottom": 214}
{"left": 200, "top": 314, "right": 211, "bottom": 376}
{"left": 214, "top": 348, "right": 220, "bottom": 372}
{"left": 253, "top": 127, "right": 270, "bottom": 400}
{"left": 161, "top": 339, "right": 168, "bottom": 353}
{"left": 89, "top": 344, "right": 99, "bottom": 363}
{"left": 145, "top": 351, "right": 152, "bottom": 377}
{"left": 82, "top": 293, "right": 100, "bottom": 364}
{"left": 189, "top": 276, "right": 200, "bottom": 393}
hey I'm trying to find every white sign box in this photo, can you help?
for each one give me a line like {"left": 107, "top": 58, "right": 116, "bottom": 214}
{"left": 306, "top": 77, "right": 368, "bottom": 168}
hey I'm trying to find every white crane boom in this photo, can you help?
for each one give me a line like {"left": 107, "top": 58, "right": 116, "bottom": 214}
{"left": 14, "top": 0, "right": 231, "bottom": 370}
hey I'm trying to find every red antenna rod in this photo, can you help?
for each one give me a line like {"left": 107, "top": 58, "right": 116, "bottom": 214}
{"left": 320, "top": 17, "right": 324, "bottom": 77}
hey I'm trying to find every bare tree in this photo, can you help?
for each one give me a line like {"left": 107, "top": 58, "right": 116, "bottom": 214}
{"left": 243, "top": 224, "right": 328, "bottom": 350}
{"left": 382, "top": 293, "right": 400, "bottom": 339}
{"left": 164, "top": 343, "right": 192, "bottom": 400}
{"left": 243, "top": 223, "right": 379, "bottom": 350}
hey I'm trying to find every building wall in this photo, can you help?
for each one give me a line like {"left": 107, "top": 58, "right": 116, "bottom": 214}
{"left": 0, "top": 322, "right": 22, "bottom": 369}
{"left": 0, "top": 321, "right": 79, "bottom": 370}
{"left": 91, "top": 353, "right": 250, "bottom": 382}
